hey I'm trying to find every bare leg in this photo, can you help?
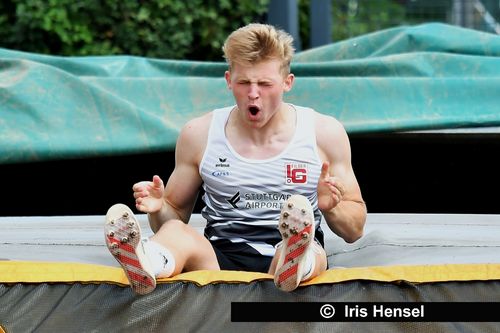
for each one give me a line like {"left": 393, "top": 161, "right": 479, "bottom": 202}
{"left": 105, "top": 203, "right": 219, "bottom": 295}
{"left": 150, "top": 219, "right": 220, "bottom": 274}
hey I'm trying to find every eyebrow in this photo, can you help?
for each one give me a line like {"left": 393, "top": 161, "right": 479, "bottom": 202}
{"left": 236, "top": 78, "right": 275, "bottom": 83}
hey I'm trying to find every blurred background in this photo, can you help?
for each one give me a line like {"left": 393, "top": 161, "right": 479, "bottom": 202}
{"left": 1, "top": 0, "right": 498, "bottom": 58}
{"left": 0, "top": 0, "right": 499, "bottom": 216}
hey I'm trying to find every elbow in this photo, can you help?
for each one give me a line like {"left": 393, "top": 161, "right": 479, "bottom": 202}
{"left": 344, "top": 228, "right": 364, "bottom": 243}
{"left": 343, "top": 212, "right": 366, "bottom": 243}
{"left": 326, "top": 201, "right": 367, "bottom": 243}
{"left": 346, "top": 203, "right": 367, "bottom": 243}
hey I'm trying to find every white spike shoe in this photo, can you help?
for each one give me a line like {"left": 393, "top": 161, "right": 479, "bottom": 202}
{"left": 274, "top": 195, "right": 315, "bottom": 292}
{"left": 104, "top": 204, "right": 156, "bottom": 295}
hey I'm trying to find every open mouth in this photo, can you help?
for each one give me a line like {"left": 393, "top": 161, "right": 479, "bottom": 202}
{"left": 248, "top": 106, "right": 260, "bottom": 116}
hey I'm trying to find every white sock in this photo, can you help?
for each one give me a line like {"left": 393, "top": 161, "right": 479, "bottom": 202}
{"left": 301, "top": 248, "right": 316, "bottom": 281}
{"left": 142, "top": 238, "right": 176, "bottom": 278}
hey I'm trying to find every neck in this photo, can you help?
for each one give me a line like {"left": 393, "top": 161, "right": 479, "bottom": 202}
{"left": 239, "top": 103, "right": 292, "bottom": 142}
{"left": 225, "top": 104, "right": 296, "bottom": 159}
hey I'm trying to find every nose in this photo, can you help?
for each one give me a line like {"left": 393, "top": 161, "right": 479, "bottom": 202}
{"left": 248, "top": 83, "right": 259, "bottom": 100}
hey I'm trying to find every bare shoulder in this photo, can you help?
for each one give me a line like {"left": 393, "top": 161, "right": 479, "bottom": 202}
{"left": 176, "top": 112, "right": 213, "bottom": 162}
{"left": 313, "top": 110, "right": 349, "bottom": 148}
{"left": 180, "top": 112, "right": 212, "bottom": 136}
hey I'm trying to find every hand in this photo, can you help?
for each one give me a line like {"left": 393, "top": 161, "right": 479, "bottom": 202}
{"left": 132, "top": 175, "right": 165, "bottom": 213}
{"left": 317, "top": 162, "right": 345, "bottom": 212}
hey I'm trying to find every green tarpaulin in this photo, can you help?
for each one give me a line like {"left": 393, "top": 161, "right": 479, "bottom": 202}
{"left": 1, "top": 23, "right": 499, "bottom": 164}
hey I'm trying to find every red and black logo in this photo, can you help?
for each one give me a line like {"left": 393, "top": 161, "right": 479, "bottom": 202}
{"left": 285, "top": 163, "right": 308, "bottom": 184}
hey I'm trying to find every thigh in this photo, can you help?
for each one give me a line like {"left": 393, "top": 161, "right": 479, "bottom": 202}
{"left": 151, "top": 219, "right": 220, "bottom": 272}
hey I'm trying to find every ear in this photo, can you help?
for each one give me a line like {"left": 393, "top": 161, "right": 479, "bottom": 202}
{"left": 224, "top": 70, "right": 232, "bottom": 90}
{"left": 283, "top": 73, "right": 295, "bottom": 92}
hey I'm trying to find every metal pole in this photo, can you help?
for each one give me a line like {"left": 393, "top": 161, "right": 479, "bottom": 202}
{"left": 451, "top": 0, "right": 464, "bottom": 26}
{"left": 267, "top": 0, "right": 302, "bottom": 51}
{"left": 310, "top": 0, "right": 332, "bottom": 47}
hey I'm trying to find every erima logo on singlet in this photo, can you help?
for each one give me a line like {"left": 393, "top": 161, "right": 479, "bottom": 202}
{"left": 216, "top": 156, "right": 230, "bottom": 168}
{"left": 285, "top": 163, "right": 308, "bottom": 184}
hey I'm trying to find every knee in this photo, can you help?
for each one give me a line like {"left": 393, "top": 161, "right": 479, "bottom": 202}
{"left": 157, "top": 219, "right": 187, "bottom": 234}
{"left": 155, "top": 219, "right": 202, "bottom": 245}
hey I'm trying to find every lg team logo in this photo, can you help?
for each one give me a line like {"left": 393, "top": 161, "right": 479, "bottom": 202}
{"left": 285, "top": 163, "right": 308, "bottom": 184}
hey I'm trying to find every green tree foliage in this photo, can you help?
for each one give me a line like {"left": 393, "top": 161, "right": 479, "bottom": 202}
{"left": 298, "top": 0, "right": 407, "bottom": 46}
{"left": 0, "top": 0, "right": 269, "bottom": 60}
{"left": 331, "top": 0, "right": 406, "bottom": 41}
{"left": 0, "top": 0, "right": 457, "bottom": 59}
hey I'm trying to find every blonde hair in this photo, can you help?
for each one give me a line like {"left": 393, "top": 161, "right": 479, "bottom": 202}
{"left": 222, "top": 23, "right": 295, "bottom": 76}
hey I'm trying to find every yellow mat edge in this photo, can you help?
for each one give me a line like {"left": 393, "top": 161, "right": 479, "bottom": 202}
{"left": 1, "top": 261, "right": 499, "bottom": 288}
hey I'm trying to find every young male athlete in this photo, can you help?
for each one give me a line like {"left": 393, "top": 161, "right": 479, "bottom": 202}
{"left": 105, "top": 23, "right": 367, "bottom": 294}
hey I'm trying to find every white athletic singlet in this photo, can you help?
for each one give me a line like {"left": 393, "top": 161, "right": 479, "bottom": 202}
{"left": 199, "top": 104, "right": 324, "bottom": 258}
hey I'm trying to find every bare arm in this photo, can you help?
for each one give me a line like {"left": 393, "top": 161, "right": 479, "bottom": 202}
{"left": 315, "top": 112, "right": 367, "bottom": 243}
{"left": 133, "top": 114, "right": 211, "bottom": 233}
